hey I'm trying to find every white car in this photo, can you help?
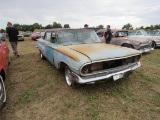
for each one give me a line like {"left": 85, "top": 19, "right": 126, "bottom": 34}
{"left": 17, "top": 34, "right": 24, "bottom": 41}
{"left": 128, "top": 30, "right": 160, "bottom": 49}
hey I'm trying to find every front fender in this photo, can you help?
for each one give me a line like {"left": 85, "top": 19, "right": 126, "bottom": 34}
{"left": 53, "top": 49, "right": 91, "bottom": 75}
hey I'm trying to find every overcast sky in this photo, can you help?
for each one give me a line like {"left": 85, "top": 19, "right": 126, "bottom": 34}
{"left": 0, "top": 0, "right": 160, "bottom": 29}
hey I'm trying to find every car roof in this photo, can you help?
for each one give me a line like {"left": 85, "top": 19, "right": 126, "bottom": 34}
{"left": 127, "top": 30, "right": 138, "bottom": 32}
{"left": 97, "top": 29, "right": 128, "bottom": 32}
{"left": 45, "top": 28, "right": 94, "bottom": 32}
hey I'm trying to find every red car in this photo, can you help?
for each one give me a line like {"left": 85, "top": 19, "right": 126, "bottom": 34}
{"left": 0, "top": 40, "right": 9, "bottom": 110}
{"left": 31, "top": 32, "right": 41, "bottom": 40}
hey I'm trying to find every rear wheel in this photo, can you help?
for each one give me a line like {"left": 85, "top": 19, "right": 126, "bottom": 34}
{"left": 151, "top": 41, "right": 156, "bottom": 49}
{"left": 65, "top": 66, "right": 79, "bottom": 88}
{"left": 0, "top": 75, "right": 6, "bottom": 110}
{"left": 122, "top": 44, "right": 133, "bottom": 48}
{"left": 40, "top": 51, "right": 46, "bottom": 60}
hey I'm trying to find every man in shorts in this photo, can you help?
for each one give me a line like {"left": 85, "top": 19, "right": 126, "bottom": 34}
{"left": 6, "top": 22, "right": 19, "bottom": 58}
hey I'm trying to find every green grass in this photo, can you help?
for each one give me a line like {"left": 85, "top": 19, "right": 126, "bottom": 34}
{"left": 0, "top": 37, "right": 160, "bottom": 120}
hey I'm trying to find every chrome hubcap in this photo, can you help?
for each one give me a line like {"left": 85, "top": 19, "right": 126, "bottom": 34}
{"left": 65, "top": 68, "right": 72, "bottom": 86}
{"left": 40, "top": 53, "right": 43, "bottom": 58}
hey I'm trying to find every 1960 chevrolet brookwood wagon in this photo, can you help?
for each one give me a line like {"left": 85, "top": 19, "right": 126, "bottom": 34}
{"left": 37, "top": 29, "right": 141, "bottom": 88}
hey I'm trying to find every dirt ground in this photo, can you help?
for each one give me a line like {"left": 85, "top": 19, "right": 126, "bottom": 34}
{"left": 0, "top": 37, "right": 160, "bottom": 120}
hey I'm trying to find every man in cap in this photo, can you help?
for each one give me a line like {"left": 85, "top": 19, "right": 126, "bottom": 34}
{"left": 84, "top": 24, "right": 89, "bottom": 29}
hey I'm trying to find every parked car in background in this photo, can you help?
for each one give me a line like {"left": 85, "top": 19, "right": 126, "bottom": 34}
{"left": 37, "top": 29, "right": 141, "bottom": 88}
{"left": 17, "top": 34, "right": 24, "bottom": 41}
{"left": 128, "top": 30, "right": 160, "bottom": 48}
{"left": 0, "top": 39, "right": 9, "bottom": 110}
{"left": 31, "top": 32, "right": 41, "bottom": 40}
{"left": 23, "top": 32, "right": 31, "bottom": 37}
{"left": 97, "top": 29, "right": 153, "bottom": 53}
{"left": 0, "top": 33, "right": 5, "bottom": 41}
{"left": 40, "top": 30, "right": 46, "bottom": 38}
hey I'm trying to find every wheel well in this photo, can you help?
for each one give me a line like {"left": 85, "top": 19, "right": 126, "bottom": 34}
{"left": 59, "top": 62, "right": 66, "bottom": 71}
{"left": 0, "top": 69, "right": 5, "bottom": 81}
{"left": 121, "top": 43, "right": 134, "bottom": 49}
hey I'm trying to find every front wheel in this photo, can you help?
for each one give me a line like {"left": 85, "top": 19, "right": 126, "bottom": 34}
{"left": 65, "top": 66, "right": 79, "bottom": 88}
{"left": 0, "top": 75, "right": 6, "bottom": 110}
{"left": 151, "top": 41, "right": 156, "bottom": 49}
{"left": 40, "top": 51, "right": 46, "bottom": 60}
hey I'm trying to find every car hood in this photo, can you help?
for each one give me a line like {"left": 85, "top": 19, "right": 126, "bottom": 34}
{"left": 56, "top": 43, "right": 141, "bottom": 62}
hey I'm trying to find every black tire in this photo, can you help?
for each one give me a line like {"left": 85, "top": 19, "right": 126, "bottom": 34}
{"left": 122, "top": 44, "right": 133, "bottom": 48}
{"left": 0, "top": 75, "right": 6, "bottom": 110}
{"left": 151, "top": 41, "right": 156, "bottom": 49}
{"left": 65, "top": 66, "right": 79, "bottom": 88}
{"left": 40, "top": 51, "right": 46, "bottom": 60}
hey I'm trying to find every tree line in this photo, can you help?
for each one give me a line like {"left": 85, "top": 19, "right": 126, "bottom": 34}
{"left": 1, "top": 22, "right": 160, "bottom": 33}
{"left": 122, "top": 23, "right": 160, "bottom": 30}
{"left": 0, "top": 22, "right": 70, "bottom": 33}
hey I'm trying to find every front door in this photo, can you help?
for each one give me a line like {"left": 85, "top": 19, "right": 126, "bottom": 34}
{"left": 44, "top": 32, "right": 57, "bottom": 64}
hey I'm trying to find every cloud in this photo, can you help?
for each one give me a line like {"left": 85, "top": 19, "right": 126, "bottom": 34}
{"left": 0, "top": 0, "right": 160, "bottom": 29}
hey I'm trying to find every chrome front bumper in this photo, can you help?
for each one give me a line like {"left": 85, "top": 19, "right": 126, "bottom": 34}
{"left": 139, "top": 47, "right": 154, "bottom": 53}
{"left": 72, "top": 62, "right": 141, "bottom": 84}
{"left": 156, "top": 43, "right": 160, "bottom": 47}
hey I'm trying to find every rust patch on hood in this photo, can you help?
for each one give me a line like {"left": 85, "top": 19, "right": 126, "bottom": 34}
{"left": 56, "top": 43, "right": 141, "bottom": 62}
{"left": 67, "top": 43, "right": 141, "bottom": 61}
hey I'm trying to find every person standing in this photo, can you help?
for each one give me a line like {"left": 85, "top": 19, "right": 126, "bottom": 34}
{"left": 104, "top": 25, "right": 112, "bottom": 44}
{"left": 6, "top": 22, "right": 19, "bottom": 58}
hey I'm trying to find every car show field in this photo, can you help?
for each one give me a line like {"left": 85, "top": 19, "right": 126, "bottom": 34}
{"left": 0, "top": 37, "right": 160, "bottom": 120}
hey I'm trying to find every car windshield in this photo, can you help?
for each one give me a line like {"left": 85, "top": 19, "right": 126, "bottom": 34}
{"left": 57, "top": 29, "right": 101, "bottom": 45}
{"left": 128, "top": 32, "right": 136, "bottom": 36}
{"left": 118, "top": 31, "right": 128, "bottom": 37}
{"left": 156, "top": 32, "right": 160, "bottom": 36}
{"left": 139, "top": 30, "right": 149, "bottom": 36}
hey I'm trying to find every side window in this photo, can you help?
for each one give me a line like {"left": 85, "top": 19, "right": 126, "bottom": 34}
{"left": 50, "top": 32, "right": 56, "bottom": 43}
{"left": 136, "top": 31, "right": 142, "bottom": 36}
{"left": 44, "top": 32, "right": 51, "bottom": 41}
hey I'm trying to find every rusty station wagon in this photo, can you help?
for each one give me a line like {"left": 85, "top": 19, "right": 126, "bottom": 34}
{"left": 97, "top": 29, "right": 153, "bottom": 53}
{"left": 128, "top": 30, "right": 160, "bottom": 48}
{"left": 37, "top": 29, "right": 141, "bottom": 88}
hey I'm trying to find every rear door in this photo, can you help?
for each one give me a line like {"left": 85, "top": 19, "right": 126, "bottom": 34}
{"left": 110, "top": 32, "right": 118, "bottom": 45}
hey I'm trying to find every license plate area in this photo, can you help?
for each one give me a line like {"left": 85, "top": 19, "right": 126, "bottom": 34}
{"left": 113, "top": 74, "right": 124, "bottom": 81}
